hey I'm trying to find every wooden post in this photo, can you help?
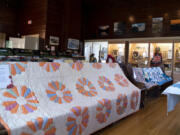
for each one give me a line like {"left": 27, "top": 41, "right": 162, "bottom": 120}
{"left": 148, "top": 42, "right": 151, "bottom": 67}
{"left": 125, "top": 41, "right": 129, "bottom": 64}
{"left": 171, "top": 41, "right": 175, "bottom": 79}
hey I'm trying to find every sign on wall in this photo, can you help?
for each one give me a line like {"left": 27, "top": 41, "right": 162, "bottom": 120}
{"left": 0, "top": 64, "right": 13, "bottom": 89}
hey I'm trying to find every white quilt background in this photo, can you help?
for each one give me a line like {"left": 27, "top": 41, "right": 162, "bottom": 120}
{"left": 0, "top": 62, "right": 141, "bottom": 135}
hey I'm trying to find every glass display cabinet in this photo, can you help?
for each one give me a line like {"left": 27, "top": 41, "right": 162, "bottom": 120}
{"left": 129, "top": 43, "right": 149, "bottom": 67}
{"left": 108, "top": 43, "right": 125, "bottom": 63}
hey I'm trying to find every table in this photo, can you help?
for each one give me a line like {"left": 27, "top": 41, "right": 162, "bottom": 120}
{"left": 163, "top": 82, "right": 180, "bottom": 113}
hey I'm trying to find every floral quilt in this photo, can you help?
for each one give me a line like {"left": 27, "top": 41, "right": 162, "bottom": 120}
{"left": 0, "top": 62, "right": 141, "bottom": 135}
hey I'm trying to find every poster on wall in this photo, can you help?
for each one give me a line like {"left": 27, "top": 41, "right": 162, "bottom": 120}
{"left": 114, "top": 22, "right": 126, "bottom": 35}
{"left": 131, "top": 23, "right": 146, "bottom": 32}
{"left": 49, "top": 36, "right": 59, "bottom": 46}
{"left": 170, "top": 19, "right": 180, "bottom": 31}
{"left": 68, "top": 38, "right": 79, "bottom": 50}
{"left": 98, "top": 25, "right": 110, "bottom": 36}
{"left": 152, "top": 17, "right": 163, "bottom": 33}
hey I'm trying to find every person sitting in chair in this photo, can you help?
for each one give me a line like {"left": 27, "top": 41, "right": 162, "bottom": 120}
{"left": 151, "top": 47, "right": 162, "bottom": 67}
{"left": 89, "top": 53, "right": 97, "bottom": 63}
{"left": 106, "top": 54, "right": 116, "bottom": 63}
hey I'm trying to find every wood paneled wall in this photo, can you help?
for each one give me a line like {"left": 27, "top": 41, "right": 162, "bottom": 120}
{"left": 0, "top": 0, "right": 19, "bottom": 39}
{"left": 5, "top": 0, "right": 180, "bottom": 51}
{"left": 46, "top": 0, "right": 64, "bottom": 51}
{"left": 83, "top": 0, "right": 180, "bottom": 40}
{"left": 46, "top": 0, "right": 83, "bottom": 51}
{"left": 18, "top": 0, "right": 48, "bottom": 39}
{"left": 0, "top": 0, "right": 83, "bottom": 51}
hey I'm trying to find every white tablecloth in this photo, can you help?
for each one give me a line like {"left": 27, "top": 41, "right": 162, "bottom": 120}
{"left": 163, "top": 82, "right": 180, "bottom": 113}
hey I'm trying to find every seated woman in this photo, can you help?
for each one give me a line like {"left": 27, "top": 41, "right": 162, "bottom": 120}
{"left": 89, "top": 53, "right": 97, "bottom": 63}
{"left": 106, "top": 54, "right": 116, "bottom": 63}
{"left": 151, "top": 47, "right": 162, "bottom": 67}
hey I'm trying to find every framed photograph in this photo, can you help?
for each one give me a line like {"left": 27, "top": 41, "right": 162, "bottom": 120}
{"left": 49, "top": 36, "right": 59, "bottom": 46}
{"left": 68, "top": 38, "right": 79, "bottom": 50}
{"left": 131, "top": 23, "right": 146, "bottom": 32}
{"left": 152, "top": 17, "right": 163, "bottom": 33}
{"left": 114, "top": 22, "right": 126, "bottom": 35}
{"left": 170, "top": 19, "right": 180, "bottom": 31}
{"left": 98, "top": 25, "right": 110, "bottom": 36}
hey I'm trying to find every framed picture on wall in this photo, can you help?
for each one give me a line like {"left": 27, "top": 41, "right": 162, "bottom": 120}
{"left": 98, "top": 25, "right": 110, "bottom": 36}
{"left": 131, "top": 23, "right": 146, "bottom": 32}
{"left": 114, "top": 22, "right": 126, "bottom": 35}
{"left": 152, "top": 17, "right": 163, "bottom": 33}
{"left": 49, "top": 36, "right": 59, "bottom": 46}
{"left": 67, "top": 38, "right": 79, "bottom": 50}
{"left": 170, "top": 19, "right": 180, "bottom": 31}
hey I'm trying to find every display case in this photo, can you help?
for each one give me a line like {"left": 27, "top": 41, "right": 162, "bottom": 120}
{"left": 129, "top": 43, "right": 149, "bottom": 67}
{"left": 108, "top": 44, "right": 125, "bottom": 63}
{"left": 174, "top": 43, "right": 180, "bottom": 72}
{"left": 84, "top": 41, "right": 108, "bottom": 63}
{"left": 150, "top": 43, "right": 173, "bottom": 73}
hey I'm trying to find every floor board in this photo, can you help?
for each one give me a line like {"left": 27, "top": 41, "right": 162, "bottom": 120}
{"left": 93, "top": 96, "right": 180, "bottom": 135}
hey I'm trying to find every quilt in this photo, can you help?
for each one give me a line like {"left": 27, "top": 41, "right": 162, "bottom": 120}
{"left": 143, "top": 67, "right": 172, "bottom": 86}
{"left": 163, "top": 82, "right": 180, "bottom": 113}
{"left": 133, "top": 68, "right": 156, "bottom": 89}
{"left": 0, "top": 62, "right": 141, "bottom": 135}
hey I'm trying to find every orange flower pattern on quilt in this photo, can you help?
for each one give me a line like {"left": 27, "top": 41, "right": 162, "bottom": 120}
{"left": 115, "top": 74, "right": 129, "bottom": 87}
{"left": 21, "top": 117, "right": 56, "bottom": 135}
{"left": 116, "top": 94, "right": 128, "bottom": 115}
{"left": 98, "top": 76, "right": 115, "bottom": 91}
{"left": 46, "top": 81, "right": 73, "bottom": 104}
{"left": 39, "top": 62, "right": 60, "bottom": 72}
{"left": 10, "top": 62, "right": 27, "bottom": 76}
{"left": 92, "top": 63, "right": 102, "bottom": 69}
{"left": 2, "top": 86, "right": 39, "bottom": 114}
{"left": 131, "top": 91, "right": 139, "bottom": 110}
{"left": 66, "top": 106, "right": 89, "bottom": 135}
{"left": 70, "top": 61, "right": 84, "bottom": 71}
{"left": 96, "top": 99, "right": 112, "bottom": 124}
{"left": 76, "top": 77, "right": 97, "bottom": 97}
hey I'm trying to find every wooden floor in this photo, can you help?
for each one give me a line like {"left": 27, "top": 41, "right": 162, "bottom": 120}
{"left": 93, "top": 96, "right": 180, "bottom": 135}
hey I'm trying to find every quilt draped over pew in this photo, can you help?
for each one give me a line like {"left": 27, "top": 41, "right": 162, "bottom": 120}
{"left": 0, "top": 62, "right": 141, "bottom": 135}
{"left": 133, "top": 67, "right": 172, "bottom": 87}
